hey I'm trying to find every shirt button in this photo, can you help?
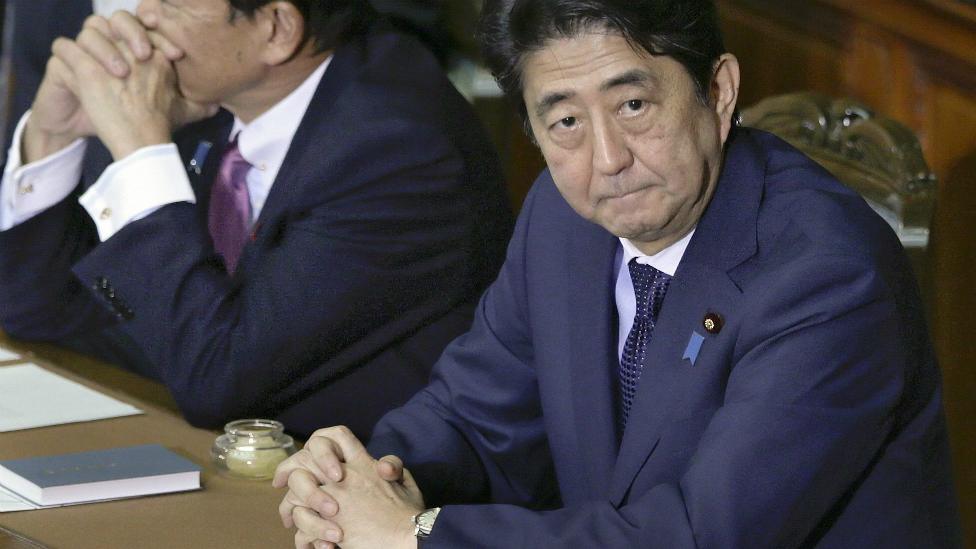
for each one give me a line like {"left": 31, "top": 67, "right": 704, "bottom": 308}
{"left": 100, "top": 208, "right": 112, "bottom": 220}
{"left": 18, "top": 184, "right": 33, "bottom": 195}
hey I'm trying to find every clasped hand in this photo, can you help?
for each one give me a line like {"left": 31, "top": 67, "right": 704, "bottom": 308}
{"left": 24, "top": 11, "right": 216, "bottom": 163}
{"left": 273, "top": 426, "right": 425, "bottom": 549}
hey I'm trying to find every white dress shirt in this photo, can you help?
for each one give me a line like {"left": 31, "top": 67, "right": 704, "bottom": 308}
{"left": 0, "top": 56, "right": 332, "bottom": 240}
{"left": 614, "top": 229, "right": 695, "bottom": 359}
{"left": 92, "top": 0, "right": 140, "bottom": 17}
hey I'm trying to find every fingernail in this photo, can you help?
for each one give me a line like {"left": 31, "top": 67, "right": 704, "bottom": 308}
{"left": 321, "top": 502, "right": 337, "bottom": 515}
{"left": 113, "top": 59, "right": 127, "bottom": 75}
{"left": 326, "top": 530, "right": 340, "bottom": 542}
{"left": 329, "top": 467, "right": 341, "bottom": 481}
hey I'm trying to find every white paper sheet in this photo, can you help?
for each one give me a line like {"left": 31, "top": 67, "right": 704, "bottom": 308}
{"left": 0, "top": 364, "right": 142, "bottom": 432}
{"left": 0, "top": 484, "right": 37, "bottom": 512}
{"left": 0, "top": 347, "right": 20, "bottom": 362}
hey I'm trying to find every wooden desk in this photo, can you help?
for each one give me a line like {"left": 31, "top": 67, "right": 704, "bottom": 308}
{"left": 0, "top": 335, "right": 295, "bottom": 548}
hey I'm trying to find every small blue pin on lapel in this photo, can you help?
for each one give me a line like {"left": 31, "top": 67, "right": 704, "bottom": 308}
{"left": 188, "top": 141, "right": 213, "bottom": 175}
{"left": 683, "top": 331, "right": 705, "bottom": 365}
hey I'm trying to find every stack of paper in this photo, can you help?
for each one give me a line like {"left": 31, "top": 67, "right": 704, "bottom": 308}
{"left": 0, "top": 485, "right": 36, "bottom": 512}
{"left": 0, "top": 364, "right": 142, "bottom": 432}
{"left": 0, "top": 364, "right": 154, "bottom": 512}
{"left": 0, "top": 347, "right": 20, "bottom": 362}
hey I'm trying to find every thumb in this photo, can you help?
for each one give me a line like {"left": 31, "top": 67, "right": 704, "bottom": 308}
{"left": 376, "top": 455, "right": 405, "bottom": 482}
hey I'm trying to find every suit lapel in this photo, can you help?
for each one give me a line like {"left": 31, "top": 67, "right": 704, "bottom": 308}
{"left": 608, "top": 129, "right": 767, "bottom": 504}
{"left": 608, "top": 264, "right": 742, "bottom": 504}
{"left": 176, "top": 110, "right": 234, "bottom": 218}
{"left": 239, "top": 33, "right": 368, "bottom": 268}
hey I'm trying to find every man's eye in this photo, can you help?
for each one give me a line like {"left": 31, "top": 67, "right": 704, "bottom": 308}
{"left": 557, "top": 117, "right": 577, "bottom": 129}
{"left": 625, "top": 100, "right": 644, "bottom": 112}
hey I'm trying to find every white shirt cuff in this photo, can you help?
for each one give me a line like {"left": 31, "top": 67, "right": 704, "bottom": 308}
{"left": 0, "top": 111, "right": 87, "bottom": 230}
{"left": 79, "top": 143, "right": 196, "bottom": 241}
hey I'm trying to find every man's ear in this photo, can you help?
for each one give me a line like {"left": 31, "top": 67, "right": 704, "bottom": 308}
{"left": 710, "top": 53, "right": 740, "bottom": 145}
{"left": 256, "top": 1, "right": 307, "bottom": 66}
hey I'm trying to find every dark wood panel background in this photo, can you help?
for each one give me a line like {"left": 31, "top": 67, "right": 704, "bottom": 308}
{"left": 716, "top": 0, "right": 976, "bottom": 542}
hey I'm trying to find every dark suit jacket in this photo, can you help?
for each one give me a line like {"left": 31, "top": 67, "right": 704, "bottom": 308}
{"left": 0, "top": 25, "right": 512, "bottom": 439}
{"left": 368, "top": 128, "right": 961, "bottom": 547}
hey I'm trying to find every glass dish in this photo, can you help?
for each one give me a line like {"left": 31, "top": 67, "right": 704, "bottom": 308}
{"left": 211, "top": 419, "right": 296, "bottom": 480}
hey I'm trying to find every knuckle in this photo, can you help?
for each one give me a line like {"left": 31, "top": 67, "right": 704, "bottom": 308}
{"left": 296, "top": 450, "right": 318, "bottom": 468}
{"left": 306, "top": 490, "right": 326, "bottom": 508}
{"left": 50, "top": 37, "right": 68, "bottom": 55}
{"left": 306, "top": 437, "right": 329, "bottom": 454}
{"left": 76, "top": 61, "right": 99, "bottom": 78}
{"left": 82, "top": 15, "right": 105, "bottom": 29}
{"left": 109, "top": 10, "right": 134, "bottom": 28}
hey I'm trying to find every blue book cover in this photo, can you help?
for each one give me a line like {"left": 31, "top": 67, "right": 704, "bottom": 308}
{"left": 0, "top": 444, "right": 201, "bottom": 506}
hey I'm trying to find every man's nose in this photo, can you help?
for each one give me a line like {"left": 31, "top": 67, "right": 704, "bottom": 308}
{"left": 591, "top": 117, "right": 633, "bottom": 176}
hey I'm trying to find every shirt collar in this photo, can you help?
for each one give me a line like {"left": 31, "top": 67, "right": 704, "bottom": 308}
{"left": 618, "top": 228, "right": 696, "bottom": 277}
{"left": 229, "top": 55, "right": 333, "bottom": 184}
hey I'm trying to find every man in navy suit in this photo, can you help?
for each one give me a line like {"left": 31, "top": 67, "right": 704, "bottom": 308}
{"left": 0, "top": 0, "right": 511, "bottom": 438}
{"left": 273, "top": 1, "right": 962, "bottom": 547}
{"left": 1, "top": 0, "right": 453, "bottom": 149}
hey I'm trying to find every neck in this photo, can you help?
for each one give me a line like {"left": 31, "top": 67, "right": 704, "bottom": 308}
{"left": 222, "top": 48, "right": 331, "bottom": 124}
{"left": 629, "top": 225, "right": 693, "bottom": 256}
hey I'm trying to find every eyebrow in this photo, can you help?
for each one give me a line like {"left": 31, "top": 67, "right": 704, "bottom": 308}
{"left": 534, "top": 91, "right": 574, "bottom": 120}
{"left": 532, "top": 69, "right": 658, "bottom": 119}
{"left": 600, "top": 69, "right": 656, "bottom": 92}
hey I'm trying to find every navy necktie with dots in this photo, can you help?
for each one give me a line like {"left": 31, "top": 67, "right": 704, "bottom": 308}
{"left": 618, "top": 259, "right": 672, "bottom": 434}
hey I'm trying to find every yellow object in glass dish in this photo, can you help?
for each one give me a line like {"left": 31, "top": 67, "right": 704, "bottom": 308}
{"left": 212, "top": 419, "right": 296, "bottom": 480}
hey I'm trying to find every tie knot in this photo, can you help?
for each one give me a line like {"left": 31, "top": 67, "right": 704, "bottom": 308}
{"left": 220, "top": 141, "right": 251, "bottom": 187}
{"left": 628, "top": 259, "right": 671, "bottom": 320}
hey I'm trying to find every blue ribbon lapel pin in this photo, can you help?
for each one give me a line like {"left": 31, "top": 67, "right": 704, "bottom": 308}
{"left": 188, "top": 141, "right": 213, "bottom": 175}
{"left": 682, "top": 331, "right": 705, "bottom": 366}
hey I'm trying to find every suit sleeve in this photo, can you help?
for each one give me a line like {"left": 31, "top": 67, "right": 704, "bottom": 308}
{"left": 0, "top": 190, "right": 115, "bottom": 340}
{"left": 53, "top": 112, "right": 483, "bottom": 428}
{"left": 368, "top": 182, "right": 560, "bottom": 510}
{"left": 372, "top": 237, "right": 910, "bottom": 547}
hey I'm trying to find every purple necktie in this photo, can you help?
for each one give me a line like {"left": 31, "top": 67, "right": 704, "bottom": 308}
{"left": 618, "top": 259, "right": 672, "bottom": 433}
{"left": 208, "top": 140, "right": 252, "bottom": 275}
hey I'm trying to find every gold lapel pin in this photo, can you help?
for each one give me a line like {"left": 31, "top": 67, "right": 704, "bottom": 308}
{"left": 703, "top": 312, "right": 723, "bottom": 334}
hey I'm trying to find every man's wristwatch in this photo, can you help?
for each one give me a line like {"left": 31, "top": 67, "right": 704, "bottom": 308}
{"left": 413, "top": 507, "right": 441, "bottom": 540}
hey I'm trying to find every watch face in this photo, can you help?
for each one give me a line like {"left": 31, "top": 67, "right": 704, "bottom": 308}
{"left": 416, "top": 507, "right": 441, "bottom": 537}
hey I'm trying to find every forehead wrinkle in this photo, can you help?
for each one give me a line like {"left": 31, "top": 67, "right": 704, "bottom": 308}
{"left": 526, "top": 33, "right": 656, "bottom": 120}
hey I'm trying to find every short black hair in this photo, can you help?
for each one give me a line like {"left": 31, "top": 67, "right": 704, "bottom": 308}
{"left": 479, "top": 0, "right": 725, "bottom": 122}
{"left": 228, "top": 0, "right": 376, "bottom": 53}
